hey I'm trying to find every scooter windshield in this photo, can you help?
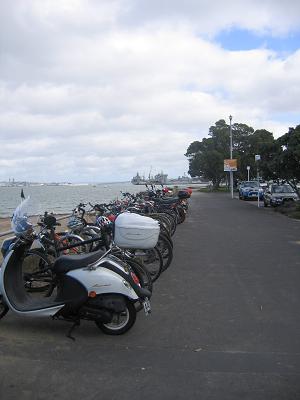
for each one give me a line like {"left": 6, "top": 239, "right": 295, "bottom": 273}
{"left": 11, "top": 197, "right": 32, "bottom": 236}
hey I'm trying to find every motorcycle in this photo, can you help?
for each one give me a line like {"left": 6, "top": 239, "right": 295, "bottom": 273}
{"left": 0, "top": 198, "right": 152, "bottom": 338}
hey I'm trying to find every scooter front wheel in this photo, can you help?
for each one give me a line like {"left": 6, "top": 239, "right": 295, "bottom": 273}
{"left": 0, "top": 296, "right": 9, "bottom": 319}
{"left": 95, "top": 300, "right": 137, "bottom": 335}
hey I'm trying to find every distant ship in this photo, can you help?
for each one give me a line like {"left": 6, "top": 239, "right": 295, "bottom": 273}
{"left": 131, "top": 172, "right": 202, "bottom": 186}
{"left": 131, "top": 172, "right": 149, "bottom": 185}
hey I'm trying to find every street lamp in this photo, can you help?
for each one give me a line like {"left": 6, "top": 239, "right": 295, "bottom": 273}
{"left": 229, "top": 115, "right": 233, "bottom": 199}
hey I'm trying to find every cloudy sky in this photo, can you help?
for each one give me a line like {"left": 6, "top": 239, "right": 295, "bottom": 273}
{"left": 1, "top": 0, "right": 300, "bottom": 183}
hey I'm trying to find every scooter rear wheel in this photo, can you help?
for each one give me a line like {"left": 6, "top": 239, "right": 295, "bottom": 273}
{"left": 95, "top": 300, "right": 136, "bottom": 335}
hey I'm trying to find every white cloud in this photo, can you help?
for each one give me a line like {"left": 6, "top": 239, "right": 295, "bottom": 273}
{"left": 120, "top": 0, "right": 300, "bottom": 36}
{"left": 0, "top": 0, "right": 299, "bottom": 182}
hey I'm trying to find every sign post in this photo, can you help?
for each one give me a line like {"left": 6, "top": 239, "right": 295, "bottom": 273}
{"left": 224, "top": 159, "right": 237, "bottom": 198}
{"left": 229, "top": 115, "right": 233, "bottom": 198}
{"left": 247, "top": 166, "right": 250, "bottom": 181}
{"left": 255, "top": 155, "right": 261, "bottom": 207}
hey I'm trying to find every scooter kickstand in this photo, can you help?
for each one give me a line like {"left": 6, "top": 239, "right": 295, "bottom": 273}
{"left": 66, "top": 320, "right": 80, "bottom": 341}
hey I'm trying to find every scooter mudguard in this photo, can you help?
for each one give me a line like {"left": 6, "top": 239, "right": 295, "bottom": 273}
{"left": 69, "top": 267, "right": 139, "bottom": 300}
{"left": 68, "top": 258, "right": 140, "bottom": 301}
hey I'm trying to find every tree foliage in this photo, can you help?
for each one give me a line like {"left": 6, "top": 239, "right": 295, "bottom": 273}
{"left": 276, "top": 125, "right": 300, "bottom": 181}
{"left": 272, "top": 125, "right": 300, "bottom": 192}
{"left": 185, "top": 120, "right": 229, "bottom": 188}
{"left": 185, "top": 120, "right": 300, "bottom": 188}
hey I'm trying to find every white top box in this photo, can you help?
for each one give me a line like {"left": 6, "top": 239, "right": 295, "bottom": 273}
{"left": 114, "top": 212, "right": 160, "bottom": 249}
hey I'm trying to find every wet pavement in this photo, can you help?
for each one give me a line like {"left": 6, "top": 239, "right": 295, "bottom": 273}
{"left": 0, "top": 191, "right": 300, "bottom": 399}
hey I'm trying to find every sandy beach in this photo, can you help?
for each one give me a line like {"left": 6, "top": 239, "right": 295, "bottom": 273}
{"left": 0, "top": 216, "right": 47, "bottom": 234}
{"left": 1, "top": 214, "right": 71, "bottom": 233}
{"left": 0, "top": 215, "right": 70, "bottom": 263}
{"left": 0, "top": 215, "right": 70, "bottom": 246}
{"left": 0, "top": 217, "right": 15, "bottom": 234}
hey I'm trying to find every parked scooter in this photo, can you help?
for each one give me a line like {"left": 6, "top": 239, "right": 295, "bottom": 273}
{"left": 0, "top": 199, "right": 151, "bottom": 338}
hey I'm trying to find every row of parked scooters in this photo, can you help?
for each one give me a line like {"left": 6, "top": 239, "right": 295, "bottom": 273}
{"left": 0, "top": 186, "right": 192, "bottom": 338}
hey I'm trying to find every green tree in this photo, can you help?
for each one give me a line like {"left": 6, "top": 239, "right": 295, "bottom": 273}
{"left": 250, "top": 129, "right": 280, "bottom": 181}
{"left": 230, "top": 123, "right": 254, "bottom": 181}
{"left": 236, "top": 129, "right": 278, "bottom": 181}
{"left": 274, "top": 125, "right": 300, "bottom": 190}
{"left": 186, "top": 119, "right": 257, "bottom": 188}
{"left": 185, "top": 119, "right": 282, "bottom": 187}
{"left": 185, "top": 120, "right": 230, "bottom": 188}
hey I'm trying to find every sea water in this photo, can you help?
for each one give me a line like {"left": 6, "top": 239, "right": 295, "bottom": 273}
{"left": 0, "top": 183, "right": 146, "bottom": 218}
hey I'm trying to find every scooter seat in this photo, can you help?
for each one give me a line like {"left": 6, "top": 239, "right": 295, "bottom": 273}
{"left": 53, "top": 249, "right": 105, "bottom": 274}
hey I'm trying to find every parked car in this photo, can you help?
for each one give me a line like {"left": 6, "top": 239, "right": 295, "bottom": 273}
{"left": 263, "top": 183, "right": 299, "bottom": 207}
{"left": 239, "top": 181, "right": 264, "bottom": 200}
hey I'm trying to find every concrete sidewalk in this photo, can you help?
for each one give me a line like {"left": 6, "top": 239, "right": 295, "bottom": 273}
{"left": 0, "top": 191, "right": 299, "bottom": 400}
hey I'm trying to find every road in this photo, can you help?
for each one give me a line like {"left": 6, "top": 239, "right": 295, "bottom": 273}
{"left": 0, "top": 191, "right": 300, "bottom": 400}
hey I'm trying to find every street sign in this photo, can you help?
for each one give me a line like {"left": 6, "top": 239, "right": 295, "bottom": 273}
{"left": 255, "top": 155, "right": 261, "bottom": 161}
{"left": 224, "top": 159, "right": 237, "bottom": 172}
{"left": 246, "top": 165, "right": 250, "bottom": 180}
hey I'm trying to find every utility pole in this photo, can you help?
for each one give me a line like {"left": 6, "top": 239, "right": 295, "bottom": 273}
{"left": 255, "top": 155, "right": 261, "bottom": 207}
{"left": 229, "top": 115, "right": 233, "bottom": 199}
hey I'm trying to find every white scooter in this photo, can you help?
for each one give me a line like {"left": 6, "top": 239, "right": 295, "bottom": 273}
{"left": 0, "top": 199, "right": 151, "bottom": 338}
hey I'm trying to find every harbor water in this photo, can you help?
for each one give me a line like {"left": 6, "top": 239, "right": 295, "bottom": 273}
{"left": 0, "top": 183, "right": 145, "bottom": 218}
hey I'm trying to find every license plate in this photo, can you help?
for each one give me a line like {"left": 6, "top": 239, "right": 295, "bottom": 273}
{"left": 143, "top": 298, "right": 151, "bottom": 315}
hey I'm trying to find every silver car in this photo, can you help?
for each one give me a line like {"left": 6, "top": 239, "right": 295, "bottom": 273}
{"left": 263, "top": 183, "right": 299, "bottom": 207}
